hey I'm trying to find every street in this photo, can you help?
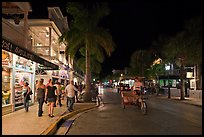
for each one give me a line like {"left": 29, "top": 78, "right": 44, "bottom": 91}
{"left": 64, "top": 88, "right": 202, "bottom": 135}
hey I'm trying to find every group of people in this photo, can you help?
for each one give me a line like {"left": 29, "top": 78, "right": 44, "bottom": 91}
{"left": 23, "top": 78, "right": 84, "bottom": 118}
{"left": 34, "top": 78, "right": 60, "bottom": 117}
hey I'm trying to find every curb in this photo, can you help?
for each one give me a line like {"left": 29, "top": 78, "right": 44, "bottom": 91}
{"left": 158, "top": 96, "right": 202, "bottom": 107}
{"left": 169, "top": 98, "right": 202, "bottom": 107}
{"left": 177, "top": 100, "right": 202, "bottom": 107}
{"left": 40, "top": 105, "right": 98, "bottom": 135}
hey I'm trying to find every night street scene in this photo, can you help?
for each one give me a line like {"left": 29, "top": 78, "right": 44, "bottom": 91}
{"left": 2, "top": 0, "right": 202, "bottom": 135}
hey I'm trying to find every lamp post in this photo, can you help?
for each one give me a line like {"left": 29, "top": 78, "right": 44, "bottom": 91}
{"left": 165, "top": 63, "right": 171, "bottom": 98}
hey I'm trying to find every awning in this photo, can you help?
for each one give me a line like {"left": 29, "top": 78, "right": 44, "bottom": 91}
{"left": 2, "top": 38, "right": 59, "bottom": 70}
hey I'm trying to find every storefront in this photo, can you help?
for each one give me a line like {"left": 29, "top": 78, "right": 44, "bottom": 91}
{"left": 2, "top": 50, "right": 12, "bottom": 115}
{"left": 2, "top": 38, "right": 59, "bottom": 115}
{"left": 35, "top": 67, "right": 69, "bottom": 85}
{"left": 51, "top": 67, "right": 69, "bottom": 86}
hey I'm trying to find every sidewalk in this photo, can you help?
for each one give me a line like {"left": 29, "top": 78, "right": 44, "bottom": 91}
{"left": 156, "top": 94, "right": 202, "bottom": 107}
{"left": 2, "top": 99, "right": 97, "bottom": 135}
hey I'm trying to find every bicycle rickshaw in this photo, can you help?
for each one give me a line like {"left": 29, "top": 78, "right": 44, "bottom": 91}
{"left": 120, "top": 89, "right": 147, "bottom": 115}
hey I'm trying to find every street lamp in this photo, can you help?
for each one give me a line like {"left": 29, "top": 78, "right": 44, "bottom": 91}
{"left": 165, "top": 63, "right": 171, "bottom": 98}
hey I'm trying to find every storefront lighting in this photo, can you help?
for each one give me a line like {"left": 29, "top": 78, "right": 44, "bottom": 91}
{"left": 187, "top": 72, "right": 193, "bottom": 78}
{"left": 165, "top": 64, "right": 170, "bottom": 71}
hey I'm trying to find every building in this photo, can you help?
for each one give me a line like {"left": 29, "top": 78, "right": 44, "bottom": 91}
{"left": 2, "top": 2, "right": 58, "bottom": 115}
{"left": 28, "top": 7, "right": 71, "bottom": 87}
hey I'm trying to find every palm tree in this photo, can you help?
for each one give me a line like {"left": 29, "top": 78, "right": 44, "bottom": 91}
{"left": 129, "top": 49, "right": 154, "bottom": 77}
{"left": 59, "top": 2, "right": 115, "bottom": 101}
{"left": 76, "top": 46, "right": 103, "bottom": 74}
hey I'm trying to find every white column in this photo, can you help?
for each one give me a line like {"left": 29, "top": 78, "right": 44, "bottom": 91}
{"left": 49, "top": 27, "right": 52, "bottom": 58}
{"left": 11, "top": 54, "right": 17, "bottom": 112}
{"left": 31, "top": 62, "right": 36, "bottom": 103}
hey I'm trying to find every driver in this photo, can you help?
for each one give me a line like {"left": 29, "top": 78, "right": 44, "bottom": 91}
{"left": 132, "top": 77, "right": 144, "bottom": 96}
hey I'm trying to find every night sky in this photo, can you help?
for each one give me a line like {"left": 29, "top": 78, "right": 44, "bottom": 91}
{"left": 29, "top": 0, "right": 202, "bottom": 78}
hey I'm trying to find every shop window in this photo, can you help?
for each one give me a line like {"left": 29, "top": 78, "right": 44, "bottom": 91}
{"left": 14, "top": 71, "right": 32, "bottom": 107}
{"left": 15, "top": 56, "right": 33, "bottom": 71}
{"left": 2, "top": 67, "right": 11, "bottom": 106}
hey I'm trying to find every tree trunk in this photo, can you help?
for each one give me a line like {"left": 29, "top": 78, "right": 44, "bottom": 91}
{"left": 197, "top": 64, "right": 202, "bottom": 90}
{"left": 180, "top": 60, "right": 185, "bottom": 100}
{"left": 83, "top": 44, "right": 92, "bottom": 102}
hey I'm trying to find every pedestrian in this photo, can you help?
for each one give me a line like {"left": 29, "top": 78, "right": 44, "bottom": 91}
{"left": 46, "top": 79, "right": 52, "bottom": 88}
{"left": 78, "top": 85, "right": 85, "bottom": 102}
{"left": 34, "top": 80, "right": 38, "bottom": 101}
{"left": 78, "top": 82, "right": 83, "bottom": 95}
{"left": 61, "top": 85, "right": 65, "bottom": 100}
{"left": 55, "top": 81, "right": 62, "bottom": 107}
{"left": 65, "top": 80, "right": 78, "bottom": 112}
{"left": 155, "top": 83, "right": 160, "bottom": 96}
{"left": 36, "top": 78, "right": 46, "bottom": 117}
{"left": 45, "top": 80, "right": 57, "bottom": 118}
{"left": 65, "top": 80, "right": 70, "bottom": 107}
{"left": 53, "top": 81, "right": 59, "bottom": 107}
{"left": 74, "top": 82, "right": 79, "bottom": 102}
{"left": 45, "top": 79, "right": 52, "bottom": 106}
{"left": 22, "top": 82, "right": 31, "bottom": 112}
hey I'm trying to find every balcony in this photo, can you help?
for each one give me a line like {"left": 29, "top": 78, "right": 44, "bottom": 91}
{"left": 2, "top": 18, "right": 32, "bottom": 50}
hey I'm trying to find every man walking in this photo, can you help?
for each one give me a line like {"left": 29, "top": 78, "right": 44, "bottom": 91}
{"left": 65, "top": 80, "right": 78, "bottom": 112}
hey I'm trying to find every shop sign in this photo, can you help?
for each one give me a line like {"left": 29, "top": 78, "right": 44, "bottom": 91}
{"left": 2, "top": 38, "right": 59, "bottom": 70}
{"left": 2, "top": 39, "right": 34, "bottom": 61}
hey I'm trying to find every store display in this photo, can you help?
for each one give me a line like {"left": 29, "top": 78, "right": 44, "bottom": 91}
{"left": 14, "top": 88, "right": 23, "bottom": 105}
{"left": 2, "top": 90, "right": 11, "bottom": 105}
{"left": 2, "top": 67, "right": 11, "bottom": 106}
{"left": 14, "top": 74, "right": 24, "bottom": 105}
